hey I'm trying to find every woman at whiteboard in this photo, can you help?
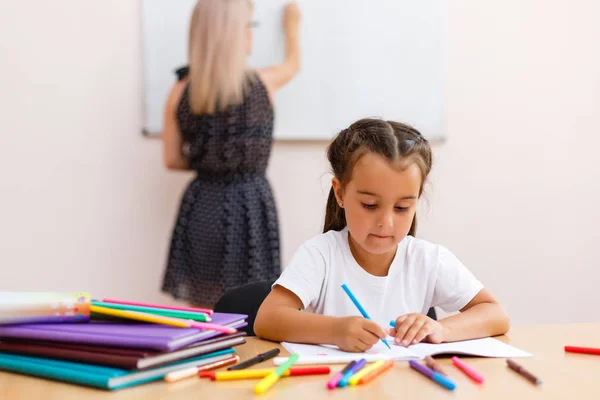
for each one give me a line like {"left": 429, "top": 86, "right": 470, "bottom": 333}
{"left": 160, "top": 0, "right": 301, "bottom": 308}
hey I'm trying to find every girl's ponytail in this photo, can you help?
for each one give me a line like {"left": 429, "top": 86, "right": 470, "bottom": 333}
{"left": 323, "top": 187, "right": 346, "bottom": 233}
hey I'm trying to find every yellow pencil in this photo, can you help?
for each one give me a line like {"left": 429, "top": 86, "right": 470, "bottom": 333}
{"left": 254, "top": 353, "right": 299, "bottom": 394}
{"left": 90, "top": 305, "right": 190, "bottom": 328}
{"left": 213, "top": 369, "right": 279, "bottom": 380}
{"left": 205, "top": 366, "right": 330, "bottom": 381}
{"left": 349, "top": 360, "right": 385, "bottom": 386}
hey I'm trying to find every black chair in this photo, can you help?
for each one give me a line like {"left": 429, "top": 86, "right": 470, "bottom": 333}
{"left": 214, "top": 281, "right": 275, "bottom": 336}
{"left": 426, "top": 306, "right": 437, "bottom": 321}
{"left": 214, "top": 280, "right": 437, "bottom": 336}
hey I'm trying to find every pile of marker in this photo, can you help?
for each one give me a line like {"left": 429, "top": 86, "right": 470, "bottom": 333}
{"left": 196, "top": 352, "right": 396, "bottom": 394}
{"left": 174, "top": 348, "right": 551, "bottom": 395}
{"left": 191, "top": 351, "right": 548, "bottom": 395}
{"left": 326, "top": 358, "right": 394, "bottom": 389}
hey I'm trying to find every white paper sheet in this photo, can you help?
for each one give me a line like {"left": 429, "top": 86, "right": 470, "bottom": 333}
{"left": 276, "top": 337, "right": 532, "bottom": 365}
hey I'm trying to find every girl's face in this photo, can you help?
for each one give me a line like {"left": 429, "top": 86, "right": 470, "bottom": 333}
{"left": 333, "top": 153, "right": 422, "bottom": 256}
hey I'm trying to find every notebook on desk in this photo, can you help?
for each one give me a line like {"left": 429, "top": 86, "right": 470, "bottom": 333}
{"left": 0, "top": 313, "right": 247, "bottom": 351}
{"left": 0, "top": 348, "right": 235, "bottom": 390}
{"left": 275, "top": 337, "right": 532, "bottom": 365}
{"left": 0, "top": 332, "right": 246, "bottom": 370}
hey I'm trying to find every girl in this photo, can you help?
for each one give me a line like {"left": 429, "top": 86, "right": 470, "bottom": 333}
{"left": 254, "top": 118, "right": 510, "bottom": 352}
{"left": 161, "top": 0, "right": 301, "bottom": 308}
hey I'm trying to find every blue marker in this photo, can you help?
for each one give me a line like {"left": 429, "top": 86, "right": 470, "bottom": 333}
{"left": 341, "top": 283, "right": 391, "bottom": 349}
{"left": 409, "top": 360, "right": 456, "bottom": 390}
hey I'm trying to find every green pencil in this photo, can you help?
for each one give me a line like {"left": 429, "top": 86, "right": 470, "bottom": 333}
{"left": 90, "top": 301, "right": 211, "bottom": 322}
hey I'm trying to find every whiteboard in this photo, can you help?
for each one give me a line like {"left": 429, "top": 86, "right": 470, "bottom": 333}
{"left": 141, "top": 0, "right": 445, "bottom": 141}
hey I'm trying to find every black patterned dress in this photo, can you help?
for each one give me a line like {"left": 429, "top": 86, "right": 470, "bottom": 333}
{"left": 161, "top": 68, "right": 281, "bottom": 306}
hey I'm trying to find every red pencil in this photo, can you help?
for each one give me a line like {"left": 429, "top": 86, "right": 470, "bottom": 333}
{"left": 565, "top": 346, "right": 600, "bottom": 355}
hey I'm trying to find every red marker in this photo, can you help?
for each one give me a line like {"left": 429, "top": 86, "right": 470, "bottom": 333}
{"left": 565, "top": 346, "right": 600, "bottom": 356}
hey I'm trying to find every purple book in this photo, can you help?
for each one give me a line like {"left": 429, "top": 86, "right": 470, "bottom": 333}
{"left": 0, "top": 313, "right": 247, "bottom": 352}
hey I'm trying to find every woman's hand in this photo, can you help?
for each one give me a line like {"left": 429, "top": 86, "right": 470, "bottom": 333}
{"left": 256, "top": 2, "right": 301, "bottom": 97}
{"left": 283, "top": 2, "right": 301, "bottom": 35}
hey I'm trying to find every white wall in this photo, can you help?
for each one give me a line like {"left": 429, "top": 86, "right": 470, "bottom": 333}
{"left": 0, "top": 0, "right": 187, "bottom": 304}
{"left": 0, "top": 1, "right": 598, "bottom": 323}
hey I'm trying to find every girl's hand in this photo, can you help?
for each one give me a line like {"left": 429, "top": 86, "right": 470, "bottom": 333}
{"left": 389, "top": 314, "right": 446, "bottom": 347}
{"left": 332, "top": 316, "right": 388, "bottom": 353}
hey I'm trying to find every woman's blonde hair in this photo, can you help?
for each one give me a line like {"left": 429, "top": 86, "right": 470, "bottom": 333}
{"left": 188, "top": 0, "right": 253, "bottom": 114}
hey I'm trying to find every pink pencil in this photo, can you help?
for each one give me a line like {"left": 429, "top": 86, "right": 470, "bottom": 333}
{"left": 102, "top": 298, "right": 213, "bottom": 315}
{"left": 452, "top": 356, "right": 484, "bottom": 383}
{"left": 188, "top": 320, "right": 236, "bottom": 335}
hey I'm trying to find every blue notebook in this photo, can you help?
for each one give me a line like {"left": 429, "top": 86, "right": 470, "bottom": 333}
{"left": 0, "top": 348, "right": 235, "bottom": 390}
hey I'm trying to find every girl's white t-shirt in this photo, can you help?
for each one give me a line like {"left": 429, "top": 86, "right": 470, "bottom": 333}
{"left": 274, "top": 227, "right": 483, "bottom": 327}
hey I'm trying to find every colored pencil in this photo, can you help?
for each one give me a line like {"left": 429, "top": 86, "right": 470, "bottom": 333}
{"left": 90, "top": 305, "right": 235, "bottom": 334}
{"left": 102, "top": 298, "right": 213, "bottom": 315}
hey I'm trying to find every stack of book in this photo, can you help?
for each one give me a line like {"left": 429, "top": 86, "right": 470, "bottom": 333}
{"left": 0, "top": 295, "right": 248, "bottom": 390}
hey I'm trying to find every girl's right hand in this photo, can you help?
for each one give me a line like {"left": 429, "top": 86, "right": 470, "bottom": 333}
{"left": 283, "top": 2, "right": 301, "bottom": 34}
{"left": 332, "top": 316, "right": 388, "bottom": 352}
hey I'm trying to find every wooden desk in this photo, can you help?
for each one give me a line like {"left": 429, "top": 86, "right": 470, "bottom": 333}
{"left": 1, "top": 323, "right": 600, "bottom": 399}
